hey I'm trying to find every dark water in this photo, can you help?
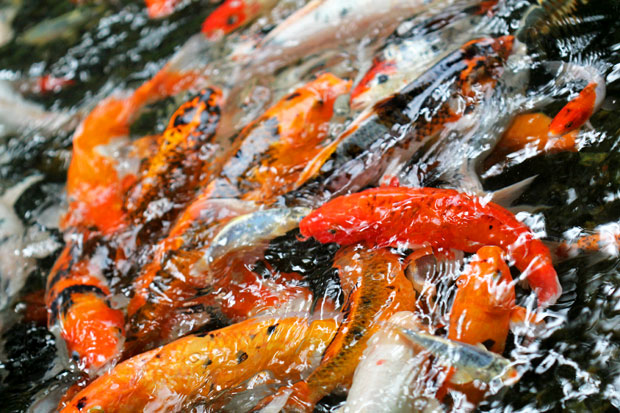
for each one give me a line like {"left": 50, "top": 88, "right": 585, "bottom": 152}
{"left": 0, "top": 0, "right": 618, "bottom": 411}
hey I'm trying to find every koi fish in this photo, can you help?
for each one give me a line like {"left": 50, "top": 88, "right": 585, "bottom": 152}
{"left": 449, "top": 246, "right": 529, "bottom": 354}
{"left": 341, "top": 311, "right": 442, "bottom": 413}
{"left": 548, "top": 80, "right": 605, "bottom": 137}
{"left": 257, "top": 246, "right": 416, "bottom": 412}
{"left": 0, "top": 175, "right": 42, "bottom": 311}
{"left": 239, "top": 0, "right": 435, "bottom": 72}
{"left": 125, "top": 88, "right": 223, "bottom": 237}
{"left": 45, "top": 240, "right": 126, "bottom": 373}
{"left": 144, "top": 0, "right": 182, "bottom": 19}
{"left": 18, "top": 5, "right": 104, "bottom": 46}
{"left": 61, "top": 316, "right": 339, "bottom": 413}
{"left": 201, "top": 0, "right": 279, "bottom": 40}
{"left": 126, "top": 74, "right": 349, "bottom": 350}
{"left": 350, "top": 0, "right": 497, "bottom": 110}
{"left": 194, "top": 207, "right": 312, "bottom": 273}
{"left": 0, "top": 79, "right": 78, "bottom": 138}
{"left": 0, "top": 0, "right": 21, "bottom": 47}
{"left": 299, "top": 187, "right": 561, "bottom": 306}
{"left": 554, "top": 223, "right": 620, "bottom": 259}
{"left": 288, "top": 36, "right": 514, "bottom": 205}
{"left": 396, "top": 328, "right": 519, "bottom": 386}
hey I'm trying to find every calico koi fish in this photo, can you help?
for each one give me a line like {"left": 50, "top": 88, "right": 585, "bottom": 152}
{"left": 61, "top": 316, "right": 339, "bottom": 413}
{"left": 350, "top": 0, "right": 498, "bottom": 110}
{"left": 299, "top": 187, "right": 561, "bottom": 306}
{"left": 289, "top": 36, "right": 514, "bottom": 205}
{"left": 257, "top": 246, "right": 416, "bottom": 412}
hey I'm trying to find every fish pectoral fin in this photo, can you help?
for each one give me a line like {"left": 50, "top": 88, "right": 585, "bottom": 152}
{"left": 490, "top": 175, "right": 537, "bottom": 207}
{"left": 448, "top": 367, "right": 475, "bottom": 385}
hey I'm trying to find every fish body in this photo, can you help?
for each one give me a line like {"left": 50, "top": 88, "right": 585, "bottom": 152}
{"left": 258, "top": 247, "right": 416, "bottom": 412}
{"left": 202, "top": 0, "right": 279, "bottom": 40}
{"left": 397, "top": 328, "right": 518, "bottom": 385}
{"left": 350, "top": 1, "right": 496, "bottom": 110}
{"left": 61, "top": 316, "right": 339, "bottom": 413}
{"left": 342, "top": 312, "right": 441, "bottom": 413}
{"left": 126, "top": 75, "right": 349, "bottom": 351}
{"left": 144, "top": 0, "right": 182, "bottom": 18}
{"left": 548, "top": 80, "right": 604, "bottom": 136}
{"left": 196, "top": 207, "right": 311, "bottom": 271}
{"left": 19, "top": 6, "right": 103, "bottom": 46}
{"left": 299, "top": 186, "right": 560, "bottom": 306}
{"left": 241, "top": 0, "right": 433, "bottom": 72}
{"left": 0, "top": 175, "right": 42, "bottom": 311}
{"left": 288, "top": 36, "right": 514, "bottom": 206}
{"left": 0, "top": 0, "right": 21, "bottom": 47}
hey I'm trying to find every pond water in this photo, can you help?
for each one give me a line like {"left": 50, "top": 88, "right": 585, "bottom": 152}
{"left": 0, "top": 0, "right": 618, "bottom": 412}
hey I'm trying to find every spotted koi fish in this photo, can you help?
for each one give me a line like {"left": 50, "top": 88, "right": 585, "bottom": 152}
{"left": 300, "top": 187, "right": 561, "bottom": 306}
{"left": 126, "top": 74, "right": 349, "bottom": 352}
{"left": 61, "top": 316, "right": 339, "bottom": 412}
{"left": 201, "top": 0, "right": 279, "bottom": 40}
{"left": 257, "top": 246, "right": 416, "bottom": 412}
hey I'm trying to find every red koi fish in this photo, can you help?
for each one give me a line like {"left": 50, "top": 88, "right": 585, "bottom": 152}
{"left": 61, "top": 316, "right": 339, "bottom": 413}
{"left": 548, "top": 81, "right": 604, "bottom": 137}
{"left": 201, "top": 0, "right": 278, "bottom": 40}
{"left": 300, "top": 187, "right": 561, "bottom": 306}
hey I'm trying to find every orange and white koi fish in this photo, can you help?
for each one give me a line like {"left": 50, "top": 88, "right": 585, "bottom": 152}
{"left": 61, "top": 316, "right": 339, "bottom": 413}
{"left": 300, "top": 187, "right": 561, "bottom": 306}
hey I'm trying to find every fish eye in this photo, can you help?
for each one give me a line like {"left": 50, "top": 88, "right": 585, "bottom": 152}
{"left": 227, "top": 14, "right": 239, "bottom": 26}
{"left": 377, "top": 74, "right": 389, "bottom": 84}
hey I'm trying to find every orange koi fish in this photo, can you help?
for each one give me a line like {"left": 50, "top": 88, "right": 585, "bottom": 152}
{"left": 61, "top": 316, "right": 339, "bottom": 413}
{"left": 548, "top": 81, "right": 604, "bottom": 137}
{"left": 258, "top": 246, "right": 416, "bottom": 412}
{"left": 126, "top": 74, "right": 349, "bottom": 352}
{"left": 483, "top": 112, "right": 579, "bottom": 170}
{"left": 300, "top": 187, "right": 561, "bottom": 306}
{"left": 201, "top": 0, "right": 278, "bottom": 40}
{"left": 291, "top": 36, "right": 514, "bottom": 203}
{"left": 144, "top": 0, "right": 181, "bottom": 19}
{"left": 125, "top": 88, "right": 222, "bottom": 231}
{"left": 46, "top": 240, "right": 125, "bottom": 373}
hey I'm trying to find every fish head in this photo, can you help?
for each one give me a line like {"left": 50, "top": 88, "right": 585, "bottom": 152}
{"left": 202, "top": 0, "right": 256, "bottom": 40}
{"left": 458, "top": 36, "right": 514, "bottom": 95}
{"left": 350, "top": 57, "right": 398, "bottom": 110}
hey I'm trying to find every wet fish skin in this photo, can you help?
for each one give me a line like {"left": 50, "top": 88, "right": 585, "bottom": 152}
{"left": 396, "top": 328, "right": 518, "bottom": 385}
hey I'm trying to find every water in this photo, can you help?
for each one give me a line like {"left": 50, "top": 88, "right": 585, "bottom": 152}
{"left": 0, "top": 0, "right": 619, "bottom": 411}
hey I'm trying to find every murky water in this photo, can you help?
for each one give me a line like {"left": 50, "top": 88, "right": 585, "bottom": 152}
{"left": 0, "top": 0, "right": 618, "bottom": 411}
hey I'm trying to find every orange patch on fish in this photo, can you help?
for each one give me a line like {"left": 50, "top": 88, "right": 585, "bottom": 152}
{"left": 549, "top": 82, "right": 598, "bottom": 136}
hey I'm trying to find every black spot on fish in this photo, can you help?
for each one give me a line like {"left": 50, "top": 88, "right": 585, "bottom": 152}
{"left": 482, "top": 339, "right": 495, "bottom": 350}
{"left": 267, "top": 324, "right": 278, "bottom": 336}
{"left": 285, "top": 92, "right": 301, "bottom": 101}
{"left": 237, "top": 351, "right": 248, "bottom": 364}
{"left": 204, "top": 358, "right": 213, "bottom": 367}
{"left": 76, "top": 397, "right": 87, "bottom": 410}
{"left": 227, "top": 14, "right": 239, "bottom": 27}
